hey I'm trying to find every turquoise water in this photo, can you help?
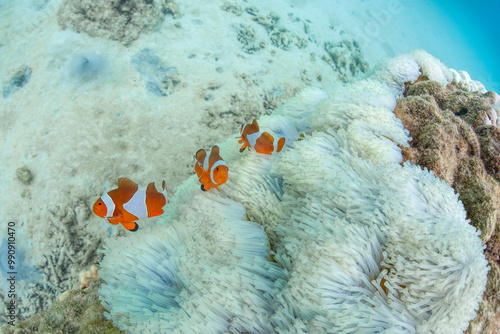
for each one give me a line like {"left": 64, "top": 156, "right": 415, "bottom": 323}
{"left": 350, "top": 0, "right": 499, "bottom": 92}
{"left": 431, "top": 0, "right": 500, "bottom": 92}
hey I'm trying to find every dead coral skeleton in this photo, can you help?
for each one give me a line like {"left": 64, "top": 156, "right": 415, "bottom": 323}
{"left": 79, "top": 264, "right": 100, "bottom": 289}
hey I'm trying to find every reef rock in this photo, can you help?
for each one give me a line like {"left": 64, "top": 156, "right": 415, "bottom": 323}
{"left": 397, "top": 79, "right": 500, "bottom": 245}
{"left": 0, "top": 279, "right": 122, "bottom": 334}
{"left": 57, "top": 0, "right": 167, "bottom": 45}
{"left": 396, "top": 77, "right": 500, "bottom": 334}
{"left": 476, "top": 125, "right": 500, "bottom": 180}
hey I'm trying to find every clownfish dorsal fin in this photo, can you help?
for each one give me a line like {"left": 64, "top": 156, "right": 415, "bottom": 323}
{"left": 251, "top": 119, "right": 259, "bottom": 131}
{"left": 261, "top": 131, "right": 275, "bottom": 143}
{"left": 146, "top": 182, "right": 160, "bottom": 195}
{"left": 209, "top": 146, "right": 222, "bottom": 166}
{"left": 195, "top": 149, "right": 207, "bottom": 164}
{"left": 211, "top": 145, "right": 220, "bottom": 156}
{"left": 117, "top": 178, "right": 138, "bottom": 191}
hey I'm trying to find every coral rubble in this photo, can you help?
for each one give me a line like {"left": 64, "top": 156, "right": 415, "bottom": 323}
{"left": 3, "top": 67, "right": 32, "bottom": 98}
{"left": 322, "top": 40, "right": 369, "bottom": 82}
{"left": 57, "top": 0, "right": 167, "bottom": 45}
{"left": 0, "top": 279, "right": 122, "bottom": 334}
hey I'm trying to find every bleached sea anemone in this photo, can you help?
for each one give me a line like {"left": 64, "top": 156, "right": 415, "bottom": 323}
{"left": 99, "top": 191, "right": 285, "bottom": 333}
{"left": 98, "top": 50, "right": 488, "bottom": 333}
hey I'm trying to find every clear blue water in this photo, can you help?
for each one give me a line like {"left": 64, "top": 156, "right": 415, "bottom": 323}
{"left": 432, "top": 0, "right": 500, "bottom": 92}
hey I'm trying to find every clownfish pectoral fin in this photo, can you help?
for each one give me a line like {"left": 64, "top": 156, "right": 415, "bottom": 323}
{"left": 122, "top": 221, "right": 139, "bottom": 231}
{"left": 117, "top": 178, "right": 138, "bottom": 192}
{"left": 277, "top": 137, "right": 286, "bottom": 152}
{"left": 239, "top": 142, "right": 248, "bottom": 152}
{"left": 107, "top": 218, "right": 120, "bottom": 225}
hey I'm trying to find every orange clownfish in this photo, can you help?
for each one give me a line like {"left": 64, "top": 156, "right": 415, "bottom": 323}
{"left": 194, "top": 145, "right": 228, "bottom": 191}
{"left": 93, "top": 178, "right": 168, "bottom": 231}
{"left": 238, "top": 119, "right": 285, "bottom": 155}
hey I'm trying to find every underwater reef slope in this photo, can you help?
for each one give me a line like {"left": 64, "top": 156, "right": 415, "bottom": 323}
{"left": 96, "top": 50, "right": 488, "bottom": 334}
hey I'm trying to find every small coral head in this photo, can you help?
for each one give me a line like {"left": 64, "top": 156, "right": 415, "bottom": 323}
{"left": 213, "top": 165, "right": 229, "bottom": 186}
{"left": 93, "top": 197, "right": 108, "bottom": 218}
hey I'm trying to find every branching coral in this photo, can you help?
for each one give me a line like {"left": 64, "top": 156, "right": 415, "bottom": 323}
{"left": 98, "top": 51, "right": 488, "bottom": 333}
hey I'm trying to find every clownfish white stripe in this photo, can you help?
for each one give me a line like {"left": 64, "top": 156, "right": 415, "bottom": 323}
{"left": 246, "top": 131, "right": 260, "bottom": 149}
{"left": 123, "top": 187, "right": 148, "bottom": 219}
{"left": 101, "top": 193, "right": 115, "bottom": 218}
{"left": 210, "top": 160, "right": 227, "bottom": 185}
{"left": 240, "top": 124, "right": 247, "bottom": 136}
{"left": 161, "top": 181, "right": 168, "bottom": 203}
{"left": 273, "top": 140, "right": 281, "bottom": 152}
{"left": 203, "top": 151, "right": 210, "bottom": 171}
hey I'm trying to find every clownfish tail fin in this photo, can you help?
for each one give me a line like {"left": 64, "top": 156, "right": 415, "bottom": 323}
{"left": 277, "top": 137, "right": 286, "bottom": 153}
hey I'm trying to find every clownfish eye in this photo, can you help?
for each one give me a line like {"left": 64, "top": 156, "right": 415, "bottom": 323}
{"left": 98, "top": 202, "right": 102, "bottom": 205}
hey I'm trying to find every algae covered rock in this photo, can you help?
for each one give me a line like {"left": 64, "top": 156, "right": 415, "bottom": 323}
{"left": 0, "top": 279, "right": 122, "bottom": 334}
{"left": 476, "top": 125, "right": 500, "bottom": 180}
{"left": 395, "top": 79, "right": 500, "bottom": 245}
{"left": 57, "top": 0, "right": 167, "bottom": 45}
{"left": 395, "top": 78, "right": 500, "bottom": 334}
{"left": 466, "top": 264, "right": 500, "bottom": 334}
